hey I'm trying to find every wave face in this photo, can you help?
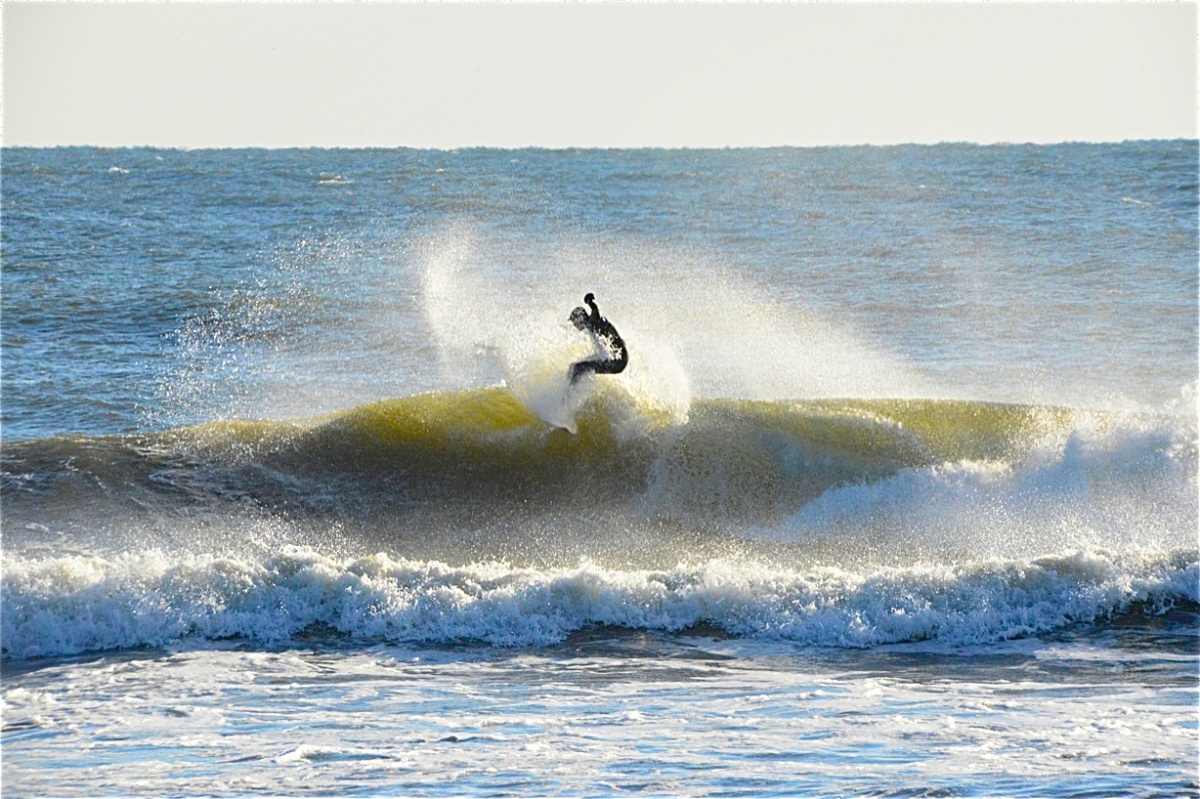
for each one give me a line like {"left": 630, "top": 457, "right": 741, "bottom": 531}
{"left": 4, "top": 387, "right": 1196, "bottom": 659}
{"left": 1, "top": 387, "right": 1149, "bottom": 533}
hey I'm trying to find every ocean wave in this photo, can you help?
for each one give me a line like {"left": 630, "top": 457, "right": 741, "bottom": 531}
{"left": 2, "top": 546, "right": 1195, "bottom": 659}
{"left": 4, "top": 388, "right": 1195, "bottom": 659}
{"left": 7, "top": 387, "right": 1184, "bottom": 528}
{"left": 759, "top": 411, "right": 1197, "bottom": 558}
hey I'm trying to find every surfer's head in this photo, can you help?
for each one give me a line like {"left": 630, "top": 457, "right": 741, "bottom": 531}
{"left": 569, "top": 306, "right": 589, "bottom": 330}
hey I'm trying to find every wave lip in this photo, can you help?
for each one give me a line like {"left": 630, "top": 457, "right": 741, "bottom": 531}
{"left": 3, "top": 547, "right": 1195, "bottom": 660}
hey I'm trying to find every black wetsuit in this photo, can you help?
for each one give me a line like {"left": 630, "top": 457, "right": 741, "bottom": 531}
{"left": 569, "top": 294, "right": 628, "bottom": 384}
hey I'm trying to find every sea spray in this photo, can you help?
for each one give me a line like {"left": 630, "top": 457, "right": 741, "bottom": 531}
{"left": 414, "top": 226, "right": 927, "bottom": 408}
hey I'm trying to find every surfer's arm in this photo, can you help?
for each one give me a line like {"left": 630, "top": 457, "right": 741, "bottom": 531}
{"left": 584, "top": 294, "right": 602, "bottom": 325}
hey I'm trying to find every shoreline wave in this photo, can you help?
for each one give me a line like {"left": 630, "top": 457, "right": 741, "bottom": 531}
{"left": 3, "top": 546, "right": 1196, "bottom": 660}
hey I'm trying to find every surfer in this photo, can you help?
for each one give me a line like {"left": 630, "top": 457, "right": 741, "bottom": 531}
{"left": 568, "top": 293, "right": 628, "bottom": 384}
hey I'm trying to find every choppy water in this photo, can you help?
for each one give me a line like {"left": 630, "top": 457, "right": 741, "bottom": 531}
{"left": 2, "top": 143, "right": 1197, "bottom": 797}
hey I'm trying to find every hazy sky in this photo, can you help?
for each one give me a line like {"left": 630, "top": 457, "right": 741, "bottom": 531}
{"left": 3, "top": 2, "right": 1196, "bottom": 148}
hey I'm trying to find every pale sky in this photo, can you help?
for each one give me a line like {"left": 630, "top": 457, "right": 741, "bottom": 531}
{"left": 3, "top": 2, "right": 1196, "bottom": 148}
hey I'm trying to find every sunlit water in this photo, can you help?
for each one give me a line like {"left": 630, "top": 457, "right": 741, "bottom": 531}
{"left": 2, "top": 144, "right": 1197, "bottom": 797}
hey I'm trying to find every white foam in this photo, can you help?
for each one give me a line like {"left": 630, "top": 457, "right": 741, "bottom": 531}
{"left": 759, "top": 411, "right": 1198, "bottom": 561}
{"left": 3, "top": 545, "right": 1194, "bottom": 660}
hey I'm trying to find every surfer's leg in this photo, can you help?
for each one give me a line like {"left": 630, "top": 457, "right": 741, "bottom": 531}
{"left": 571, "top": 357, "right": 625, "bottom": 382}
{"left": 569, "top": 360, "right": 598, "bottom": 384}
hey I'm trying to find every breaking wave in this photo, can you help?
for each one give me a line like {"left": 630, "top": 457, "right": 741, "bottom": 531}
{"left": 3, "top": 546, "right": 1195, "bottom": 659}
{"left": 3, "top": 386, "right": 1196, "bottom": 659}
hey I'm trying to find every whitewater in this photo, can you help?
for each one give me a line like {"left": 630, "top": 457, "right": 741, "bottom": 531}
{"left": 2, "top": 144, "right": 1197, "bottom": 797}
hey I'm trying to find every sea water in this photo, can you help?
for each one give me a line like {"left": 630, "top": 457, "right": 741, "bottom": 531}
{"left": 2, "top": 144, "right": 1197, "bottom": 797}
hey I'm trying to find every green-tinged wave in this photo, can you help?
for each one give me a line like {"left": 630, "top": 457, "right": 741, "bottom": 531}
{"left": 174, "top": 386, "right": 1072, "bottom": 464}
{"left": 3, "top": 386, "right": 1195, "bottom": 581}
{"left": 2, "top": 387, "right": 1098, "bottom": 525}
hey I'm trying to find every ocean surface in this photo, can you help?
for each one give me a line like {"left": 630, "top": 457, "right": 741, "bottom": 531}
{"left": 2, "top": 143, "right": 1197, "bottom": 797}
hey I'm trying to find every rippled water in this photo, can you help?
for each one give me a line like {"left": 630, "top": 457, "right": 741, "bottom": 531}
{"left": 3, "top": 143, "right": 1197, "bottom": 797}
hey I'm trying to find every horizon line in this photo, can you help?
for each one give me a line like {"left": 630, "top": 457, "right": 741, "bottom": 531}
{"left": 4, "top": 138, "right": 1197, "bottom": 152}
